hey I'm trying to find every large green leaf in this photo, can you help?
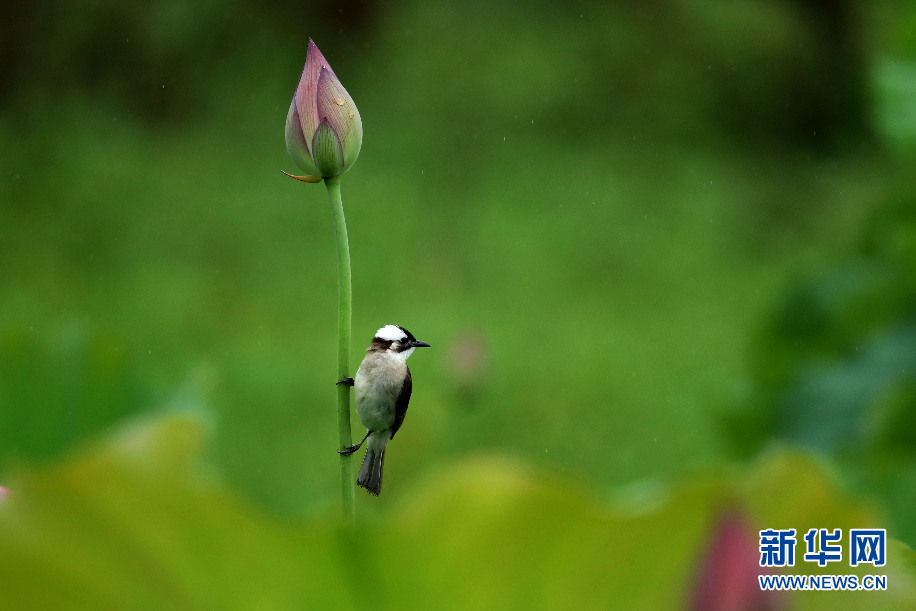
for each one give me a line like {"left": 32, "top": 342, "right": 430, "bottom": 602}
{"left": 0, "top": 416, "right": 912, "bottom": 609}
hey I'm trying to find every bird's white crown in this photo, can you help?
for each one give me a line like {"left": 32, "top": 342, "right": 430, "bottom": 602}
{"left": 375, "top": 324, "right": 408, "bottom": 342}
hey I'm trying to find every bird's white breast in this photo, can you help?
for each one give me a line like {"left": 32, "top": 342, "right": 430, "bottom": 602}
{"left": 354, "top": 352, "right": 407, "bottom": 432}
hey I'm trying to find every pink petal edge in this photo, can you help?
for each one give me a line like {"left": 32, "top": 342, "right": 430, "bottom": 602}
{"left": 294, "top": 39, "right": 335, "bottom": 151}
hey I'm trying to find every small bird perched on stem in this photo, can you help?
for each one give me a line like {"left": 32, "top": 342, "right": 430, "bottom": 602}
{"left": 338, "top": 325, "right": 430, "bottom": 495}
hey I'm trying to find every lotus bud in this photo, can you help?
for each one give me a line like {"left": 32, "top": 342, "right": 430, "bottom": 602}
{"left": 690, "top": 509, "right": 785, "bottom": 611}
{"left": 284, "top": 39, "right": 362, "bottom": 182}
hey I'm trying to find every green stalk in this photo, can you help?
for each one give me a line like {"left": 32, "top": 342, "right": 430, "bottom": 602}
{"left": 325, "top": 175, "right": 355, "bottom": 522}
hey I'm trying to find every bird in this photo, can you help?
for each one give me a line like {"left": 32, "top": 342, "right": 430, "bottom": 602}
{"left": 337, "top": 324, "right": 430, "bottom": 495}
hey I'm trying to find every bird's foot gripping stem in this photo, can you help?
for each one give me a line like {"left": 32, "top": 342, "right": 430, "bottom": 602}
{"left": 337, "top": 430, "right": 371, "bottom": 456}
{"left": 336, "top": 377, "right": 354, "bottom": 387}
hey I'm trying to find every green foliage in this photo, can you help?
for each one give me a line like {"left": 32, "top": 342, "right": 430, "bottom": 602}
{"left": 0, "top": 326, "right": 144, "bottom": 461}
{"left": 1, "top": 416, "right": 913, "bottom": 608}
{"left": 726, "top": 192, "right": 916, "bottom": 545}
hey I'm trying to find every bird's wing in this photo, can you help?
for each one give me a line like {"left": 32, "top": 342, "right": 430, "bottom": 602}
{"left": 389, "top": 367, "right": 412, "bottom": 440}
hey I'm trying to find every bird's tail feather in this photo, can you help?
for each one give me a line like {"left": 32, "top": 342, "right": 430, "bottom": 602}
{"left": 357, "top": 448, "right": 385, "bottom": 496}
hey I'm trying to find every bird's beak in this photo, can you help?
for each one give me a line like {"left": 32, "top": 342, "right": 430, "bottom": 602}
{"left": 412, "top": 339, "right": 431, "bottom": 348}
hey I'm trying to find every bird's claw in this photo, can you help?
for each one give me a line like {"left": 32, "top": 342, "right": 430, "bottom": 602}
{"left": 336, "top": 377, "right": 355, "bottom": 387}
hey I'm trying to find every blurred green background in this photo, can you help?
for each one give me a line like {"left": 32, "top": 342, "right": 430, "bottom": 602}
{"left": 2, "top": 0, "right": 916, "bottom": 606}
